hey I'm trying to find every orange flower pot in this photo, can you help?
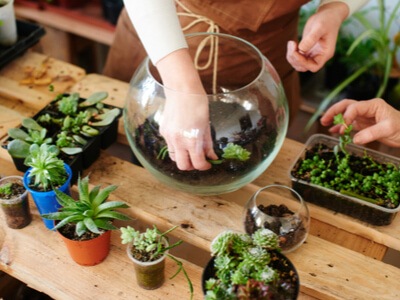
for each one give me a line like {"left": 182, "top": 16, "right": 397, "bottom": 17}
{"left": 58, "top": 230, "right": 111, "bottom": 266}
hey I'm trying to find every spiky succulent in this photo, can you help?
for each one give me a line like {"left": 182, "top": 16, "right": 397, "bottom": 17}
{"left": 42, "top": 175, "right": 131, "bottom": 236}
{"left": 24, "top": 144, "right": 67, "bottom": 191}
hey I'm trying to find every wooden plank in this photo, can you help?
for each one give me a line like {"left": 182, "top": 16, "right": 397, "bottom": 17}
{"left": 251, "top": 138, "right": 400, "bottom": 253}
{"left": 0, "top": 212, "right": 201, "bottom": 300}
{"left": 0, "top": 155, "right": 313, "bottom": 300}
{"left": 0, "top": 51, "right": 85, "bottom": 142}
{"left": 0, "top": 94, "right": 38, "bottom": 140}
{"left": 80, "top": 152, "right": 400, "bottom": 300}
{"left": 0, "top": 51, "right": 85, "bottom": 98}
{"left": 15, "top": 5, "right": 115, "bottom": 46}
{"left": 67, "top": 74, "right": 398, "bottom": 256}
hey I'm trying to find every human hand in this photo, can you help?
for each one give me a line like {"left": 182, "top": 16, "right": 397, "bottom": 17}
{"left": 286, "top": 2, "right": 348, "bottom": 72}
{"left": 320, "top": 98, "right": 400, "bottom": 148}
{"left": 156, "top": 48, "right": 218, "bottom": 170}
{"left": 160, "top": 90, "right": 218, "bottom": 171}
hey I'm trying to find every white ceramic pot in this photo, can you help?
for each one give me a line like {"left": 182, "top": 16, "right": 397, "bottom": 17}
{"left": 0, "top": 0, "right": 17, "bottom": 46}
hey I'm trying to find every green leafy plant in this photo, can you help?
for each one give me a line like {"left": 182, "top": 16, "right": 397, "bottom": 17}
{"left": 57, "top": 93, "right": 80, "bottom": 116}
{"left": 120, "top": 224, "right": 193, "bottom": 299}
{"left": 0, "top": 182, "right": 12, "bottom": 197}
{"left": 42, "top": 175, "right": 131, "bottom": 237}
{"left": 333, "top": 113, "right": 353, "bottom": 155}
{"left": 293, "top": 136, "right": 400, "bottom": 208}
{"left": 204, "top": 229, "right": 298, "bottom": 300}
{"left": 24, "top": 143, "right": 68, "bottom": 191}
{"left": 7, "top": 118, "right": 52, "bottom": 159}
{"left": 157, "top": 142, "right": 251, "bottom": 164}
{"left": 306, "top": 0, "right": 400, "bottom": 131}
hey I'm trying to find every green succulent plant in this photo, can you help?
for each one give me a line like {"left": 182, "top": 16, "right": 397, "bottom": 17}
{"left": 7, "top": 118, "right": 52, "bottom": 159}
{"left": 158, "top": 142, "right": 251, "bottom": 164}
{"left": 205, "top": 229, "right": 286, "bottom": 300}
{"left": 120, "top": 224, "right": 193, "bottom": 299}
{"left": 333, "top": 113, "right": 353, "bottom": 156}
{"left": 24, "top": 143, "right": 68, "bottom": 191}
{"left": 0, "top": 182, "right": 12, "bottom": 197}
{"left": 42, "top": 175, "right": 131, "bottom": 237}
{"left": 57, "top": 93, "right": 80, "bottom": 116}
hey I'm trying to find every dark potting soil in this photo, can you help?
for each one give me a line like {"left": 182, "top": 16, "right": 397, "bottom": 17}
{"left": 0, "top": 182, "right": 25, "bottom": 199}
{"left": 134, "top": 111, "right": 278, "bottom": 186}
{"left": 58, "top": 223, "right": 102, "bottom": 241}
{"left": 244, "top": 204, "right": 307, "bottom": 251}
{"left": 0, "top": 182, "right": 31, "bottom": 229}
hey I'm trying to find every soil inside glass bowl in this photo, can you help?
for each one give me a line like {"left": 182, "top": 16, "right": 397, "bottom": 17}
{"left": 134, "top": 106, "right": 278, "bottom": 186}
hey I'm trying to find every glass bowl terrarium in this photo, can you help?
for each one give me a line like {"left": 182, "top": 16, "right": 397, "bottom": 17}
{"left": 124, "top": 32, "right": 288, "bottom": 195}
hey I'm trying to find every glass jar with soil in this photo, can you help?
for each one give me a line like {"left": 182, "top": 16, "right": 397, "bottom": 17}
{"left": 124, "top": 32, "right": 289, "bottom": 195}
{"left": 0, "top": 176, "right": 32, "bottom": 229}
{"left": 243, "top": 184, "right": 310, "bottom": 253}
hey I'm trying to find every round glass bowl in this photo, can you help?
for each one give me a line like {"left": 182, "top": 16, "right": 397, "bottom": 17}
{"left": 243, "top": 184, "right": 310, "bottom": 253}
{"left": 124, "top": 32, "right": 289, "bottom": 195}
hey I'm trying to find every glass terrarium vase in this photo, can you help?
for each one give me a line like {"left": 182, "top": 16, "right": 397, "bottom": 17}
{"left": 124, "top": 32, "right": 289, "bottom": 195}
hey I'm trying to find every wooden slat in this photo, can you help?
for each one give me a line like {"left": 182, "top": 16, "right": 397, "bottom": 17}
{"left": 15, "top": 4, "right": 115, "bottom": 46}
{"left": 67, "top": 74, "right": 398, "bottom": 257}
{"left": 252, "top": 138, "right": 400, "bottom": 253}
{"left": 0, "top": 155, "right": 313, "bottom": 300}
{"left": 0, "top": 206, "right": 201, "bottom": 300}
{"left": 0, "top": 51, "right": 85, "bottom": 98}
{"left": 80, "top": 152, "right": 400, "bottom": 300}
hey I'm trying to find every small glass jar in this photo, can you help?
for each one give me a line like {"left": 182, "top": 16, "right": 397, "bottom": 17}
{"left": 243, "top": 184, "right": 310, "bottom": 253}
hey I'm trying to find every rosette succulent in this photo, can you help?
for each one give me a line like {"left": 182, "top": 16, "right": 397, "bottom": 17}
{"left": 205, "top": 229, "right": 297, "bottom": 300}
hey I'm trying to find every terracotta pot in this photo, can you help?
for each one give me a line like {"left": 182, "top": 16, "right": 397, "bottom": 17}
{"left": 58, "top": 229, "right": 111, "bottom": 266}
{"left": 126, "top": 239, "right": 168, "bottom": 290}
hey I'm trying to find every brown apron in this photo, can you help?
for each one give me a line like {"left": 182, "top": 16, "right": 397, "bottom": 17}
{"left": 103, "top": 0, "right": 310, "bottom": 121}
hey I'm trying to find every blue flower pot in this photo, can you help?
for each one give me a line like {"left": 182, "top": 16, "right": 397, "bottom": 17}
{"left": 23, "top": 163, "right": 72, "bottom": 230}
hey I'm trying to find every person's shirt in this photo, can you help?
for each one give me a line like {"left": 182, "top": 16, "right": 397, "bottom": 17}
{"left": 123, "top": 0, "right": 369, "bottom": 66}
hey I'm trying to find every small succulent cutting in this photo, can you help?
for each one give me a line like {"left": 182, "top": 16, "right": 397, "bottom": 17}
{"left": 120, "top": 225, "right": 193, "bottom": 299}
{"left": 333, "top": 113, "right": 353, "bottom": 155}
{"left": 158, "top": 142, "right": 251, "bottom": 164}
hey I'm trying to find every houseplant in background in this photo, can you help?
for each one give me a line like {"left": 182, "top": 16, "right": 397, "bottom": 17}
{"left": 120, "top": 224, "right": 193, "bottom": 298}
{"left": 306, "top": 0, "right": 400, "bottom": 131}
{"left": 0, "top": 175, "right": 32, "bottom": 229}
{"left": 42, "top": 175, "right": 131, "bottom": 266}
{"left": 23, "top": 143, "right": 72, "bottom": 229}
{"left": 202, "top": 228, "right": 299, "bottom": 299}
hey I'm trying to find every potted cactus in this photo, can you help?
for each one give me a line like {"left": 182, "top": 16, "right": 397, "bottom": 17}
{"left": 120, "top": 224, "right": 193, "bottom": 298}
{"left": 23, "top": 143, "right": 72, "bottom": 229}
{"left": 42, "top": 175, "right": 132, "bottom": 266}
{"left": 0, "top": 175, "right": 32, "bottom": 229}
